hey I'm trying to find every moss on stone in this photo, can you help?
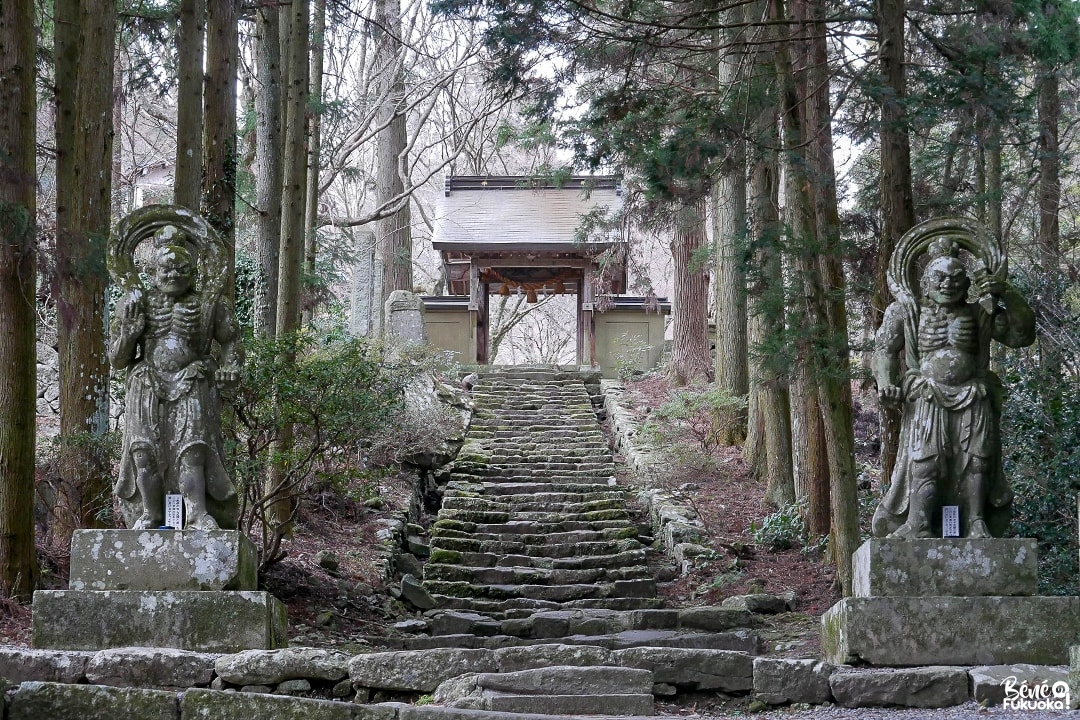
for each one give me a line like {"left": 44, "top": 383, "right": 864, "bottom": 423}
{"left": 428, "top": 549, "right": 463, "bottom": 565}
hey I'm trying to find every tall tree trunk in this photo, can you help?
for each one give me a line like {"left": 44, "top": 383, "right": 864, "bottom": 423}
{"left": 54, "top": 0, "right": 116, "bottom": 542}
{"left": 1036, "top": 64, "right": 1061, "bottom": 377}
{"left": 801, "top": 0, "right": 858, "bottom": 594}
{"left": 301, "top": 0, "right": 326, "bottom": 325}
{"left": 712, "top": 8, "right": 748, "bottom": 441}
{"left": 745, "top": 9, "right": 794, "bottom": 503}
{"left": 268, "top": 0, "right": 310, "bottom": 532}
{"left": 174, "top": 0, "right": 205, "bottom": 209}
{"left": 203, "top": 0, "right": 239, "bottom": 273}
{"left": 873, "top": 0, "right": 914, "bottom": 486}
{"left": 668, "top": 199, "right": 713, "bottom": 386}
{"left": 254, "top": 2, "right": 283, "bottom": 337}
{"left": 0, "top": 0, "right": 40, "bottom": 598}
{"left": 375, "top": 0, "right": 413, "bottom": 312}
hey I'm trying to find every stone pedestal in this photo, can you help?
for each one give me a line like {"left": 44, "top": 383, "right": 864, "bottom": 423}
{"left": 33, "top": 530, "right": 286, "bottom": 652}
{"left": 823, "top": 538, "right": 1079, "bottom": 666}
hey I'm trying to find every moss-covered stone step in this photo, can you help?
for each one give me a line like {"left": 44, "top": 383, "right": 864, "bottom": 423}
{"left": 436, "top": 548, "right": 649, "bottom": 572}
{"left": 425, "top": 563, "right": 654, "bottom": 586}
{"left": 428, "top": 595, "right": 666, "bottom": 614}
{"left": 441, "top": 496, "right": 628, "bottom": 514}
{"left": 472, "top": 481, "right": 620, "bottom": 495}
{"left": 429, "top": 537, "right": 641, "bottom": 558}
{"left": 428, "top": 528, "right": 636, "bottom": 548}
{"left": 471, "top": 519, "right": 636, "bottom": 534}
{"left": 448, "top": 472, "right": 620, "bottom": 485}
{"left": 424, "top": 578, "right": 657, "bottom": 603}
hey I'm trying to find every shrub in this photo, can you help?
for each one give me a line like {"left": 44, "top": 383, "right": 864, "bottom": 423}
{"left": 1000, "top": 355, "right": 1080, "bottom": 596}
{"left": 750, "top": 503, "right": 807, "bottom": 551}
{"left": 226, "top": 327, "right": 457, "bottom": 567}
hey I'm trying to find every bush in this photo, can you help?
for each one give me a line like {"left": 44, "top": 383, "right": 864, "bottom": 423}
{"left": 226, "top": 327, "right": 457, "bottom": 567}
{"left": 639, "top": 383, "right": 747, "bottom": 458}
{"left": 1000, "top": 355, "right": 1080, "bottom": 596}
{"left": 750, "top": 503, "right": 807, "bottom": 551}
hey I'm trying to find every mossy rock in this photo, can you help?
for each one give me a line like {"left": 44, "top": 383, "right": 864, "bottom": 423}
{"left": 580, "top": 509, "right": 629, "bottom": 522}
{"left": 431, "top": 519, "right": 476, "bottom": 533}
{"left": 428, "top": 549, "right": 464, "bottom": 565}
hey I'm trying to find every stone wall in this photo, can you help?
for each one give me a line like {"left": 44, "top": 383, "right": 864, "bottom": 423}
{"left": 0, "top": 645, "right": 1069, "bottom": 715}
{"left": 601, "top": 380, "right": 708, "bottom": 573}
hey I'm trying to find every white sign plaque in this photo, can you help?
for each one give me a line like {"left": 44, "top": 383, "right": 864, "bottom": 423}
{"left": 165, "top": 494, "right": 184, "bottom": 529}
{"left": 942, "top": 505, "right": 960, "bottom": 537}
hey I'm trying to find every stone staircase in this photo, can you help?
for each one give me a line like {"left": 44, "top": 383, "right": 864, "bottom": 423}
{"left": 369, "top": 368, "right": 765, "bottom": 715}
{"left": 423, "top": 367, "right": 663, "bottom": 616}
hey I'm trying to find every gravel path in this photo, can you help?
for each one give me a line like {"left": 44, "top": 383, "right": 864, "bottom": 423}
{"left": 655, "top": 702, "right": 1074, "bottom": 719}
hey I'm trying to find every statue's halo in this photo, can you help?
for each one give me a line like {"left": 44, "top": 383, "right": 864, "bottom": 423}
{"left": 887, "top": 217, "right": 1005, "bottom": 304}
{"left": 109, "top": 204, "right": 228, "bottom": 300}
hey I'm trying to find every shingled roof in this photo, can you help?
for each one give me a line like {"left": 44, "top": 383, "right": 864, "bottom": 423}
{"left": 432, "top": 175, "right": 624, "bottom": 253}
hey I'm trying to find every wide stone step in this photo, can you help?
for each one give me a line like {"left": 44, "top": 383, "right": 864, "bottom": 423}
{"left": 425, "top": 564, "right": 654, "bottom": 586}
{"left": 430, "top": 528, "right": 638, "bottom": 547}
{"left": 441, "top": 496, "right": 628, "bottom": 514}
{"left": 436, "top": 548, "right": 649, "bottom": 571}
{"left": 425, "top": 579, "right": 656, "bottom": 603}
{"left": 431, "top": 519, "right": 636, "bottom": 536}
{"left": 438, "top": 509, "right": 629, "bottom": 527}
{"left": 450, "top": 473, "right": 617, "bottom": 486}
{"left": 428, "top": 595, "right": 666, "bottom": 614}
{"left": 430, "top": 537, "right": 640, "bottom": 558}
{"left": 473, "top": 482, "right": 620, "bottom": 495}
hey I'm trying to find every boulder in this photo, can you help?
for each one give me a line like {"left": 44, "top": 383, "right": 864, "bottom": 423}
{"left": 677, "top": 606, "right": 752, "bottom": 631}
{"left": 85, "top": 647, "right": 215, "bottom": 688}
{"left": 215, "top": 647, "right": 350, "bottom": 685}
{"left": 721, "top": 594, "right": 788, "bottom": 614}
{"left": 830, "top": 667, "right": 969, "bottom": 708}
{"left": 752, "top": 657, "right": 833, "bottom": 705}
{"left": 401, "top": 574, "right": 435, "bottom": 610}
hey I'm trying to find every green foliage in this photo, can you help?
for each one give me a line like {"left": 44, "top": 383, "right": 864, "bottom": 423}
{"left": 750, "top": 503, "right": 808, "bottom": 551}
{"left": 612, "top": 332, "right": 652, "bottom": 381}
{"left": 226, "top": 328, "right": 459, "bottom": 564}
{"left": 1000, "top": 355, "right": 1080, "bottom": 596}
{"left": 640, "top": 384, "right": 748, "bottom": 457}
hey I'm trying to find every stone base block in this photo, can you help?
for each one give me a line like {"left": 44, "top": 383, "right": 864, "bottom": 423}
{"left": 8, "top": 681, "right": 178, "bottom": 720}
{"left": 852, "top": 538, "right": 1037, "bottom": 598}
{"left": 69, "top": 529, "right": 257, "bottom": 591}
{"left": 822, "top": 596, "right": 1080, "bottom": 666}
{"left": 32, "top": 590, "right": 287, "bottom": 653}
{"left": 1070, "top": 645, "right": 1080, "bottom": 710}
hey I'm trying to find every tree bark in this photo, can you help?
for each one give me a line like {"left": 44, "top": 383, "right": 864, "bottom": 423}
{"left": 0, "top": 0, "right": 40, "bottom": 598}
{"left": 203, "top": 0, "right": 239, "bottom": 272}
{"left": 873, "top": 0, "right": 914, "bottom": 486}
{"left": 301, "top": 0, "right": 326, "bottom": 325}
{"left": 54, "top": 0, "right": 116, "bottom": 541}
{"left": 254, "top": 2, "right": 283, "bottom": 337}
{"left": 668, "top": 199, "right": 713, "bottom": 386}
{"left": 712, "top": 7, "right": 748, "bottom": 441}
{"left": 1036, "top": 64, "right": 1061, "bottom": 377}
{"left": 174, "top": 0, "right": 206, "bottom": 209}
{"left": 375, "top": 0, "right": 413, "bottom": 311}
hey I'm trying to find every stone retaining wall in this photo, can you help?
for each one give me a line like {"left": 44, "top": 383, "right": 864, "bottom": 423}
{"left": 0, "top": 645, "right": 1070, "bottom": 714}
{"left": 600, "top": 381, "right": 708, "bottom": 573}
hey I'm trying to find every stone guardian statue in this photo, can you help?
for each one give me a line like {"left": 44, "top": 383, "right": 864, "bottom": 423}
{"left": 108, "top": 205, "right": 241, "bottom": 530}
{"left": 872, "top": 218, "right": 1035, "bottom": 539}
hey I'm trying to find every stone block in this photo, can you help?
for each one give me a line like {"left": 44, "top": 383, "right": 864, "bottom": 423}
{"left": 852, "top": 538, "right": 1037, "bottom": 598}
{"left": 968, "top": 664, "right": 1069, "bottom": 706}
{"left": 0, "top": 648, "right": 92, "bottom": 683}
{"left": 69, "top": 529, "right": 257, "bottom": 591}
{"left": 32, "top": 590, "right": 287, "bottom": 652}
{"left": 494, "top": 644, "right": 613, "bottom": 673}
{"left": 752, "top": 657, "right": 833, "bottom": 705}
{"left": 85, "top": 647, "right": 215, "bottom": 688}
{"left": 180, "top": 687, "right": 397, "bottom": 720}
{"left": 215, "top": 647, "right": 351, "bottom": 685}
{"left": 1070, "top": 645, "right": 1080, "bottom": 710}
{"left": 613, "top": 647, "right": 752, "bottom": 692}
{"left": 677, "top": 606, "right": 752, "bottom": 631}
{"left": 830, "top": 667, "right": 969, "bottom": 708}
{"left": 822, "top": 596, "right": 1080, "bottom": 666}
{"left": 476, "top": 666, "right": 653, "bottom": 695}
{"left": 348, "top": 648, "right": 496, "bottom": 693}
{"left": 485, "top": 694, "right": 654, "bottom": 715}
{"left": 8, "top": 681, "right": 178, "bottom": 720}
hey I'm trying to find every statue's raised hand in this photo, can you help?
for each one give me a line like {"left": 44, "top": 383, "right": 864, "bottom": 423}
{"left": 215, "top": 364, "right": 241, "bottom": 389}
{"left": 878, "top": 384, "right": 903, "bottom": 406}
{"left": 120, "top": 289, "right": 147, "bottom": 336}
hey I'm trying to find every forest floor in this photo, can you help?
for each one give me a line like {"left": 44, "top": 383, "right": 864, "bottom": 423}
{"left": 2, "top": 372, "right": 885, "bottom": 663}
